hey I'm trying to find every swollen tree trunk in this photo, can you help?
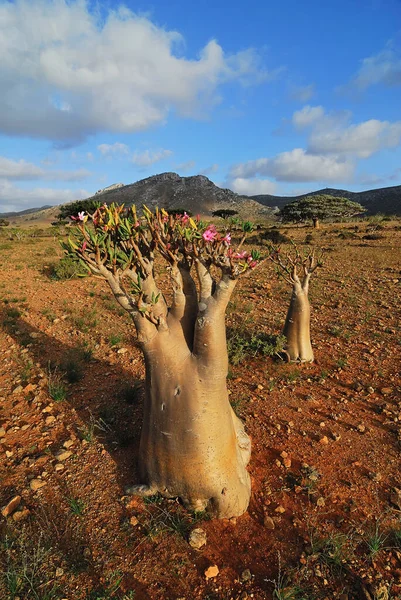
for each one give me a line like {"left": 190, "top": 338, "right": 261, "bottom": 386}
{"left": 283, "top": 276, "right": 314, "bottom": 363}
{"left": 312, "top": 217, "right": 320, "bottom": 229}
{"left": 126, "top": 268, "right": 251, "bottom": 518}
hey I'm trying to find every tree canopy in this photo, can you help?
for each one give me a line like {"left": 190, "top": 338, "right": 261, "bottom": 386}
{"left": 280, "top": 195, "right": 365, "bottom": 225}
{"left": 212, "top": 209, "right": 239, "bottom": 219}
{"left": 58, "top": 199, "right": 101, "bottom": 221}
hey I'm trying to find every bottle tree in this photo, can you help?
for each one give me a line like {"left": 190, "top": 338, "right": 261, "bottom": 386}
{"left": 280, "top": 195, "right": 365, "bottom": 229}
{"left": 270, "top": 245, "right": 322, "bottom": 363}
{"left": 63, "top": 204, "right": 260, "bottom": 518}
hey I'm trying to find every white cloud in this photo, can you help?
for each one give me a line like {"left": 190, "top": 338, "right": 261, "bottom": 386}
{"left": 132, "top": 149, "right": 173, "bottom": 167}
{"left": 200, "top": 164, "right": 219, "bottom": 175}
{"left": 0, "top": 156, "right": 91, "bottom": 181}
{"left": 309, "top": 119, "right": 401, "bottom": 158}
{"left": 98, "top": 143, "right": 130, "bottom": 156}
{"left": 349, "top": 48, "right": 401, "bottom": 90}
{"left": 289, "top": 84, "right": 315, "bottom": 102}
{"left": 0, "top": 0, "right": 268, "bottom": 144}
{"left": 229, "top": 177, "right": 276, "bottom": 195}
{"left": 175, "top": 160, "right": 196, "bottom": 173}
{"left": 292, "top": 105, "right": 325, "bottom": 129}
{"left": 230, "top": 149, "right": 354, "bottom": 182}
{"left": 0, "top": 179, "right": 90, "bottom": 212}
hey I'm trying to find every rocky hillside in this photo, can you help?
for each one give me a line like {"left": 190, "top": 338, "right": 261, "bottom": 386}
{"left": 251, "top": 184, "right": 401, "bottom": 215}
{"left": 84, "top": 172, "right": 274, "bottom": 218}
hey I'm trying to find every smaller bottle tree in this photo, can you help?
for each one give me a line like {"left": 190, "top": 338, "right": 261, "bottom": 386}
{"left": 63, "top": 204, "right": 260, "bottom": 518}
{"left": 281, "top": 195, "right": 365, "bottom": 229}
{"left": 270, "top": 245, "right": 322, "bottom": 363}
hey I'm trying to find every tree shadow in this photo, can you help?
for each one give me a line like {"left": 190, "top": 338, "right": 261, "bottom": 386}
{"left": 0, "top": 305, "right": 144, "bottom": 489}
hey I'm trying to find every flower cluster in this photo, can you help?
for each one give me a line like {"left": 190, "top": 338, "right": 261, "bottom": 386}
{"left": 64, "top": 203, "right": 261, "bottom": 281}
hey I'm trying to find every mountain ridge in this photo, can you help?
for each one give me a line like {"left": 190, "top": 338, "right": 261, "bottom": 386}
{"left": 1, "top": 175, "right": 400, "bottom": 220}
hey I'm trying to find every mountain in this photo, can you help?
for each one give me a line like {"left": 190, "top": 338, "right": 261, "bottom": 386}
{"left": 0, "top": 205, "right": 52, "bottom": 218}
{"left": 251, "top": 184, "right": 401, "bottom": 215}
{"left": 79, "top": 172, "right": 274, "bottom": 218}
{"left": 2, "top": 177, "right": 401, "bottom": 223}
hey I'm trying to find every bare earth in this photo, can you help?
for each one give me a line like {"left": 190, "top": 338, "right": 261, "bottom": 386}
{"left": 0, "top": 221, "right": 401, "bottom": 599}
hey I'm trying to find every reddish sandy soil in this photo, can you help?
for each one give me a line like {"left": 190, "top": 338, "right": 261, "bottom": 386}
{"left": 0, "top": 220, "right": 401, "bottom": 600}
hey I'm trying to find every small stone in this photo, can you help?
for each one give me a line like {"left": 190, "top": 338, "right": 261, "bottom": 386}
{"left": 130, "top": 516, "right": 139, "bottom": 527}
{"left": 257, "top": 384, "right": 264, "bottom": 390}
{"left": 45, "top": 416, "right": 56, "bottom": 425}
{"left": 2, "top": 495, "right": 22, "bottom": 517}
{"left": 316, "top": 497, "right": 325, "bottom": 507}
{"left": 12, "top": 386, "right": 23, "bottom": 394}
{"left": 390, "top": 488, "right": 401, "bottom": 510}
{"left": 204, "top": 565, "right": 219, "bottom": 579}
{"left": 0, "top": 427, "right": 6, "bottom": 437}
{"left": 55, "top": 463, "right": 65, "bottom": 472}
{"left": 263, "top": 516, "right": 275, "bottom": 529}
{"left": 63, "top": 439, "right": 74, "bottom": 449}
{"left": 280, "top": 451, "right": 288, "bottom": 458}
{"left": 381, "top": 387, "right": 393, "bottom": 395}
{"left": 367, "top": 386, "right": 375, "bottom": 393}
{"left": 30, "top": 479, "right": 47, "bottom": 491}
{"left": 332, "top": 432, "right": 341, "bottom": 441}
{"left": 319, "top": 422, "right": 326, "bottom": 428}
{"left": 357, "top": 424, "right": 366, "bottom": 433}
{"left": 55, "top": 450, "right": 72, "bottom": 461}
{"left": 283, "top": 457, "right": 292, "bottom": 468}
{"left": 275, "top": 505, "right": 285, "bottom": 514}
{"left": 13, "top": 508, "right": 30, "bottom": 522}
{"left": 5, "top": 450, "right": 13, "bottom": 458}
{"left": 189, "top": 527, "right": 207, "bottom": 550}
{"left": 240, "top": 569, "right": 252, "bottom": 582}
{"left": 319, "top": 436, "right": 329, "bottom": 445}
{"left": 23, "top": 383, "right": 36, "bottom": 393}
{"left": 56, "top": 568, "right": 64, "bottom": 577}
{"left": 117, "top": 348, "right": 128, "bottom": 354}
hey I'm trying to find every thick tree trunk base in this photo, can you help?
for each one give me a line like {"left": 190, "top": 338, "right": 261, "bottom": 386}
{"left": 283, "top": 285, "right": 314, "bottom": 363}
{"left": 129, "top": 348, "right": 252, "bottom": 519}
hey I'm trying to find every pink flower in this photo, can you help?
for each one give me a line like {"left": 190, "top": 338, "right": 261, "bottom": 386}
{"left": 71, "top": 211, "right": 86, "bottom": 221}
{"left": 81, "top": 241, "right": 87, "bottom": 252}
{"left": 249, "top": 261, "right": 258, "bottom": 269}
{"left": 222, "top": 232, "right": 231, "bottom": 244}
{"left": 202, "top": 226, "right": 217, "bottom": 242}
{"left": 181, "top": 212, "right": 190, "bottom": 224}
{"left": 234, "top": 251, "right": 248, "bottom": 259}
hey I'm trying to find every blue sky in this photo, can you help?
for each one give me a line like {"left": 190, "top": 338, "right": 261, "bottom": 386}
{"left": 0, "top": 0, "right": 400, "bottom": 212}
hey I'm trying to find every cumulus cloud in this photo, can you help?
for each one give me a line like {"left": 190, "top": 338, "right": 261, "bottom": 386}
{"left": 132, "top": 149, "right": 173, "bottom": 167}
{"left": 175, "top": 160, "right": 196, "bottom": 173}
{"left": 229, "top": 177, "right": 276, "bottom": 195}
{"left": 0, "top": 179, "right": 90, "bottom": 212}
{"left": 98, "top": 143, "right": 130, "bottom": 156}
{"left": 292, "top": 105, "right": 325, "bottom": 129}
{"left": 0, "top": 156, "right": 91, "bottom": 181}
{"left": 0, "top": 0, "right": 268, "bottom": 144}
{"left": 349, "top": 48, "right": 401, "bottom": 90}
{"left": 230, "top": 149, "right": 354, "bottom": 182}
{"left": 200, "top": 164, "right": 219, "bottom": 175}
{"left": 289, "top": 84, "right": 315, "bottom": 102}
{"left": 309, "top": 119, "right": 401, "bottom": 158}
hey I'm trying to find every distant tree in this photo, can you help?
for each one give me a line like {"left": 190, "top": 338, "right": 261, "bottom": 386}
{"left": 212, "top": 209, "right": 239, "bottom": 219}
{"left": 0, "top": 219, "right": 10, "bottom": 227}
{"left": 280, "top": 195, "right": 365, "bottom": 229}
{"left": 165, "top": 208, "right": 193, "bottom": 217}
{"left": 58, "top": 199, "right": 101, "bottom": 221}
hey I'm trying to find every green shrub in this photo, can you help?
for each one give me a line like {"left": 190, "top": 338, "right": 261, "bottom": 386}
{"left": 49, "top": 257, "right": 89, "bottom": 280}
{"left": 227, "top": 327, "right": 286, "bottom": 365}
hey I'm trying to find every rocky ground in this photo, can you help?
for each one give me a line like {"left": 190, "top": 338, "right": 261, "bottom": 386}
{"left": 0, "top": 219, "right": 401, "bottom": 599}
